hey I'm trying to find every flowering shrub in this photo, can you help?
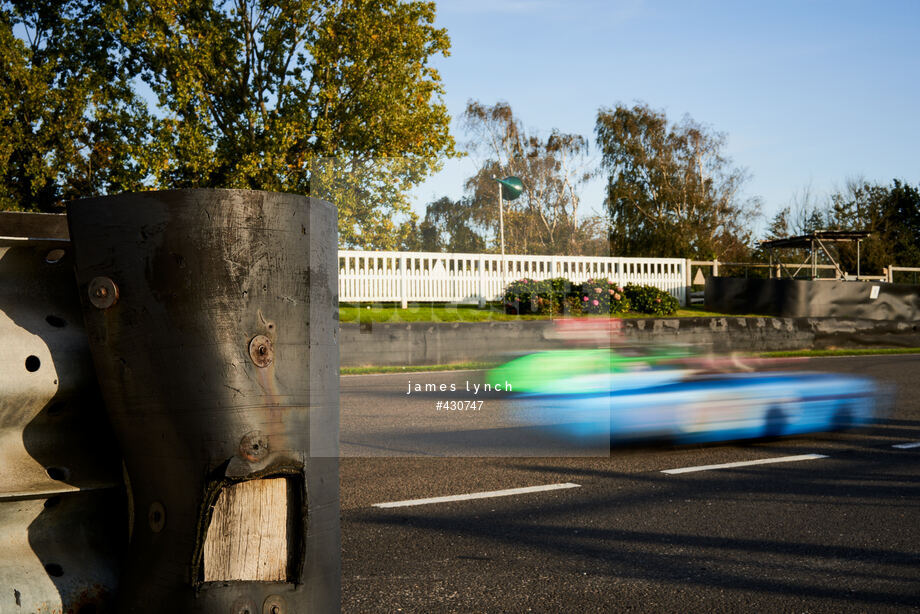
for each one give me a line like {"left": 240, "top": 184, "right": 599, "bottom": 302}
{"left": 504, "top": 277, "right": 578, "bottom": 315}
{"left": 502, "top": 278, "right": 550, "bottom": 314}
{"left": 579, "top": 278, "right": 630, "bottom": 315}
{"left": 502, "top": 278, "right": 677, "bottom": 316}
{"left": 544, "top": 277, "right": 575, "bottom": 314}
{"left": 562, "top": 295, "right": 584, "bottom": 316}
{"left": 624, "top": 283, "right": 679, "bottom": 315}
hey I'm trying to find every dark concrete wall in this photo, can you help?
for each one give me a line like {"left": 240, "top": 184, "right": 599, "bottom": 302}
{"left": 340, "top": 321, "right": 567, "bottom": 366}
{"left": 705, "top": 277, "right": 920, "bottom": 321}
{"left": 339, "top": 317, "right": 920, "bottom": 366}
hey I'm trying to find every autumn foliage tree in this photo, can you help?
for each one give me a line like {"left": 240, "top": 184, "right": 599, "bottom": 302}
{"left": 1, "top": 0, "right": 455, "bottom": 248}
{"left": 596, "top": 102, "right": 759, "bottom": 260}
{"left": 0, "top": 1, "right": 152, "bottom": 210}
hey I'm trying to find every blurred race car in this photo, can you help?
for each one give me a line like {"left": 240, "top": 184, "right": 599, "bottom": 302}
{"left": 489, "top": 349, "right": 889, "bottom": 445}
{"left": 488, "top": 346, "right": 695, "bottom": 395}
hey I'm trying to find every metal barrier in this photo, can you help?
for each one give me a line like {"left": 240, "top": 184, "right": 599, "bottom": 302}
{"left": 0, "top": 214, "right": 125, "bottom": 613}
{"left": 887, "top": 266, "right": 920, "bottom": 284}
{"left": 1, "top": 190, "right": 341, "bottom": 612}
{"left": 67, "top": 189, "right": 340, "bottom": 613}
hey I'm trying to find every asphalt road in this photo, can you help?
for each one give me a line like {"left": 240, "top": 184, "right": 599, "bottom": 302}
{"left": 340, "top": 355, "right": 920, "bottom": 613}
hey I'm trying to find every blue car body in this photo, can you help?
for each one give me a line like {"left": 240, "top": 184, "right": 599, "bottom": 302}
{"left": 514, "top": 371, "right": 886, "bottom": 445}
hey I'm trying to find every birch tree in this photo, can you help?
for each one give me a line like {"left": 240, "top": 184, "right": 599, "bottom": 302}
{"left": 595, "top": 102, "right": 759, "bottom": 259}
{"left": 461, "top": 100, "right": 596, "bottom": 255}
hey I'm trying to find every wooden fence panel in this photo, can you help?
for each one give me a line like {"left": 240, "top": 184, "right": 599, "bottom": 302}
{"left": 338, "top": 251, "right": 689, "bottom": 307}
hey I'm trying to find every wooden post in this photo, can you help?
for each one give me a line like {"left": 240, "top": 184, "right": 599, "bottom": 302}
{"left": 400, "top": 254, "right": 408, "bottom": 309}
{"left": 478, "top": 255, "right": 486, "bottom": 308}
{"left": 812, "top": 239, "right": 817, "bottom": 278}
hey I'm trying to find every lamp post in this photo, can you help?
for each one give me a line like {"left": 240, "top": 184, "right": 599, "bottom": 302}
{"left": 493, "top": 176, "right": 523, "bottom": 290}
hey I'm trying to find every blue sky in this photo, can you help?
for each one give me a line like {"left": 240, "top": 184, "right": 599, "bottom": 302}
{"left": 410, "top": 0, "right": 920, "bottom": 236}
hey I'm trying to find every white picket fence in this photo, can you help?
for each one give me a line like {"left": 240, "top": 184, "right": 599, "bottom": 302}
{"left": 338, "top": 251, "right": 688, "bottom": 307}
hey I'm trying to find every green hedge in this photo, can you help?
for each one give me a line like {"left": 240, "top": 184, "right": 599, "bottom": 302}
{"left": 502, "top": 277, "right": 677, "bottom": 316}
{"left": 623, "top": 283, "right": 680, "bottom": 316}
{"left": 502, "top": 278, "right": 544, "bottom": 315}
{"left": 502, "top": 277, "right": 573, "bottom": 315}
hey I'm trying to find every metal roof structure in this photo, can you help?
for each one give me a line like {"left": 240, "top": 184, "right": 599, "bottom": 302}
{"left": 760, "top": 230, "right": 872, "bottom": 250}
{"left": 760, "top": 229, "right": 872, "bottom": 280}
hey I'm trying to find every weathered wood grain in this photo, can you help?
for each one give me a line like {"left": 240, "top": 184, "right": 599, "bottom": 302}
{"left": 203, "top": 477, "right": 289, "bottom": 581}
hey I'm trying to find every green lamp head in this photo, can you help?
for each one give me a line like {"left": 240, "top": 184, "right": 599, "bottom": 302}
{"left": 495, "top": 176, "right": 524, "bottom": 201}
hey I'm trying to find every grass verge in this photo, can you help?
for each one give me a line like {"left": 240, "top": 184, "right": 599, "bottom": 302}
{"left": 339, "top": 303, "right": 763, "bottom": 323}
{"left": 340, "top": 361, "right": 500, "bottom": 375}
{"left": 760, "top": 347, "right": 920, "bottom": 358}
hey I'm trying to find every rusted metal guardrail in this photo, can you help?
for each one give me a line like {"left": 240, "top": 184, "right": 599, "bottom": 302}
{"left": 0, "top": 212, "right": 125, "bottom": 613}
{"left": 1, "top": 189, "right": 341, "bottom": 613}
{"left": 67, "top": 190, "right": 340, "bottom": 613}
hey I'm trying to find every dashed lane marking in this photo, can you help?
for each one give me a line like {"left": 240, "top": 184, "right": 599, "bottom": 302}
{"left": 372, "top": 482, "right": 581, "bottom": 508}
{"left": 662, "top": 453, "right": 829, "bottom": 475}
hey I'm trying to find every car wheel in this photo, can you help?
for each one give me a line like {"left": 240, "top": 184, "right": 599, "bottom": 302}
{"left": 832, "top": 403, "right": 854, "bottom": 431}
{"left": 763, "top": 406, "right": 786, "bottom": 438}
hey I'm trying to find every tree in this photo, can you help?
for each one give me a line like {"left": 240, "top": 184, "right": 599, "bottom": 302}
{"left": 415, "top": 196, "right": 486, "bottom": 253}
{"left": 828, "top": 179, "right": 920, "bottom": 273}
{"left": 764, "top": 207, "right": 791, "bottom": 242}
{"left": 570, "top": 212, "right": 610, "bottom": 257}
{"left": 760, "top": 179, "right": 920, "bottom": 275}
{"left": 758, "top": 185, "right": 831, "bottom": 267}
{"left": 763, "top": 184, "right": 828, "bottom": 241}
{"left": 1, "top": 1, "right": 151, "bottom": 210}
{"left": 595, "top": 102, "right": 759, "bottom": 260}
{"left": 2, "top": 0, "right": 455, "bottom": 249}
{"left": 460, "top": 100, "right": 596, "bottom": 255}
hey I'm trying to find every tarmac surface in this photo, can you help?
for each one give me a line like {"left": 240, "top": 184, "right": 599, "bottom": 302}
{"left": 340, "top": 355, "right": 920, "bottom": 613}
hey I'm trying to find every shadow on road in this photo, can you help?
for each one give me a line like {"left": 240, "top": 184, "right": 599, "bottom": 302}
{"left": 346, "top": 446, "right": 920, "bottom": 610}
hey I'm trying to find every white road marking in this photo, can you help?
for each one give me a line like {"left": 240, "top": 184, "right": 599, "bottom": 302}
{"left": 372, "top": 482, "right": 581, "bottom": 508}
{"left": 892, "top": 441, "right": 920, "bottom": 449}
{"left": 662, "top": 454, "right": 828, "bottom": 475}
